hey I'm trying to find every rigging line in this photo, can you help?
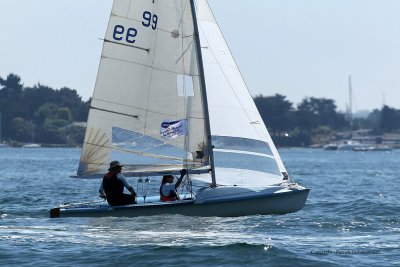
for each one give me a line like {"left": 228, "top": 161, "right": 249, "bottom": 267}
{"left": 175, "top": 39, "right": 194, "bottom": 64}
{"left": 126, "top": 0, "right": 133, "bottom": 18}
{"left": 180, "top": 3, "right": 189, "bottom": 168}
{"left": 102, "top": 39, "right": 150, "bottom": 52}
{"left": 176, "top": 0, "right": 186, "bottom": 36}
{"left": 90, "top": 105, "right": 139, "bottom": 119}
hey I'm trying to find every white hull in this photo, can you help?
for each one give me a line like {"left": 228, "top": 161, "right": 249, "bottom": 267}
{"left": 337, "top": 140, "right": 362, "bottom": 150}
{"left": 51, "top": 186, "right": 309, "bottom": 218}
{"left": 22, "top": 143, "right": 41, "bottom": 148}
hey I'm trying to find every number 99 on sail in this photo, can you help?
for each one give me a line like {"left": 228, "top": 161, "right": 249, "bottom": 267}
{"left": 113, "top": 25, "right": 137, "bottom": 43}
{"left": 112, "top": 11, "right": 158, "bottom": 44}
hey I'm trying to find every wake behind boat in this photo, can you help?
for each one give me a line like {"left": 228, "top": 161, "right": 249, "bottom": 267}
{"left": 50, "top": 0, "right": 309, "bottom": 218}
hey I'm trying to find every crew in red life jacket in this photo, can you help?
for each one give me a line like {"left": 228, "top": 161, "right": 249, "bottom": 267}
{"left": 159, "top": 169, "right": 187, "bottom": 202}
{"left": 99, "top": 160, "right": 137, "bottom": 206}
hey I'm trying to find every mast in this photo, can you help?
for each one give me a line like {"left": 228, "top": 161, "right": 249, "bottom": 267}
{"left": 348, "top": 75, "right": 353, "bottom": 135}
{"left": 189, "top": 0, "right": 216, "bottom": 187}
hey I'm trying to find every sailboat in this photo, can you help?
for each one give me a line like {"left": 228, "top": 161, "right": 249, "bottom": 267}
{"left": 323, "top": 76, "right": 361, "bottom": 151}
{"left": 50, "top": 0, "right": 309, "bottom": 218}
{"left": 21, "top": 120, "right": 41, "bottom": 148}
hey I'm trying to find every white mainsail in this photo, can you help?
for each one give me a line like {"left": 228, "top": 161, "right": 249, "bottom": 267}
{"left": 78, "top": 0, "right": 210, "bottom": 176}
{"left": 196, "top": 0, "right": 287, "bottom": 185}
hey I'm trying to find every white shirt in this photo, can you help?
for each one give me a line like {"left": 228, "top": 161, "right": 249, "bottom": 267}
{"left": 161, "top": 183, "right": 176, "bottom": 196}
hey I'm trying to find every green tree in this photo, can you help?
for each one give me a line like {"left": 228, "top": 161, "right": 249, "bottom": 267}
{"left": 9, "top": 118, "right": 33, "bottom": 142}
{"left": 254, "top": 94, "right": 294, "bottom": 136}
{"left": 35, "top": 103, "right": 58, "bottom": 126}
{"left": 0, "top": 73, "right": 23, "bottom": 100}
{"left": 55, "top": 87, "right": 88, "bottom": 121}
{"left": 296, "top": 97, "right": 344, "bottom": 131}
{"left": 21, "top": 84, "right": 56, "bottom": 120}
{"left": 0, "top": 73, "right": 89, "bottom": 144}
{"left": 380, "top": 105, "right": 400, "bottom": 132}
{"left": 295, "top": 99, "right": 320, "bottom": 132}
{"left": 366, "top": 109, "right": 382, "bottom": 132}
{"left": 55, "top": 107, "right": 73, "bottom": 121}
{"left": 0, "top": 74, "right": 26, "bottom": 139}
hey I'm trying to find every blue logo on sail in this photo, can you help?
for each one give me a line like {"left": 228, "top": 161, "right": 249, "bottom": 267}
{"left": 160, "top": 119, "right": 188, "bottom": 139}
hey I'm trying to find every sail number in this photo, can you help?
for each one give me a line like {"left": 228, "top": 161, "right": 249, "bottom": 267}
{"left": 142, "top": 11, "right": 158, "bottom": 29}
{"left": 113, "top": 25, "right": 137, "bottom": 43}
{"left": 112, "top": 11, "right": 158, "bottom": 44}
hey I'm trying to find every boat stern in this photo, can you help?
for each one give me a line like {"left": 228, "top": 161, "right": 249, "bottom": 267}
{"left": 193, "top": 183, "right": 309, "bottom": 216}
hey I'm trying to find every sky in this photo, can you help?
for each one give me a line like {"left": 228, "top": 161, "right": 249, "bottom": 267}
{"left": 1, "top": 0, "right": 399, "bottom": 112}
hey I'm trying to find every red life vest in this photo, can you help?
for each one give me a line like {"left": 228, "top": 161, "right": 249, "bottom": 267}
{"left": 160, "top": 194, "right": 177, "bottom": 202}
{"left": 159, "top": 184, "right": 178, "bottom": 202}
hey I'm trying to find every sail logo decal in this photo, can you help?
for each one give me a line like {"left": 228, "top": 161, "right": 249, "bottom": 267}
{"left": 160, "top": 119, "right": 188, "bottom": 139}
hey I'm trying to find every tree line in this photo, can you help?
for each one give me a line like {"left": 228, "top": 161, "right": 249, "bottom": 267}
{"left": 0, "top": 73, "right": 89, "bottom": 145}
{"left": 254, "top": 94, "right": 400, "bottom": 146}
{"left": 1, "top": 73, "right": 400, "bottom": 146}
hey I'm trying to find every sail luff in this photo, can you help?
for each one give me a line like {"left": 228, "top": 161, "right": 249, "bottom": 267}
{"left": 189, "top": 0, "right": 216, "bottom": 186}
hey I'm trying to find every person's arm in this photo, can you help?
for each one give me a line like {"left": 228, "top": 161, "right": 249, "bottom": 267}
{"left": 117, "top": 173, "right": 137, "bottom": 196}
{"left": 99, "top": 181, "right": 106, "bottom": 198}
{"left": 175, "top": 169, "right": 187, "bottom": 189}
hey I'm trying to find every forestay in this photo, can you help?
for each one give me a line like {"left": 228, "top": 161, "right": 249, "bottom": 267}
{"left": 78, "top": 0, "right": 210, "bottom": 177}
{"left": 196, "top": 0, "right": 287, "bottom": 185}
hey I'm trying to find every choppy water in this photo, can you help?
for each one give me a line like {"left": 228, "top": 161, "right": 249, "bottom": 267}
{"left": 0, "top": 147, "right": 399, "bottom": 266}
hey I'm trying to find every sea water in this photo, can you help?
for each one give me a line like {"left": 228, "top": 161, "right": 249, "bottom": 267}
{"left": 0, "top": 147, "right": 398, "bottom": 266}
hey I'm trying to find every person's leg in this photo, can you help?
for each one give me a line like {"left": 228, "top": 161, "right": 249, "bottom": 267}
{"left": 120, "top": 194, "right": 136, "bottom": 205}
{"left": 107, "top": 194, "right": 136, "bottom": 206}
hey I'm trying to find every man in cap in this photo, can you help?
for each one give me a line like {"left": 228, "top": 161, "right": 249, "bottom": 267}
{"left": 99, "top": 160, "right": 137, "bottom": 206}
